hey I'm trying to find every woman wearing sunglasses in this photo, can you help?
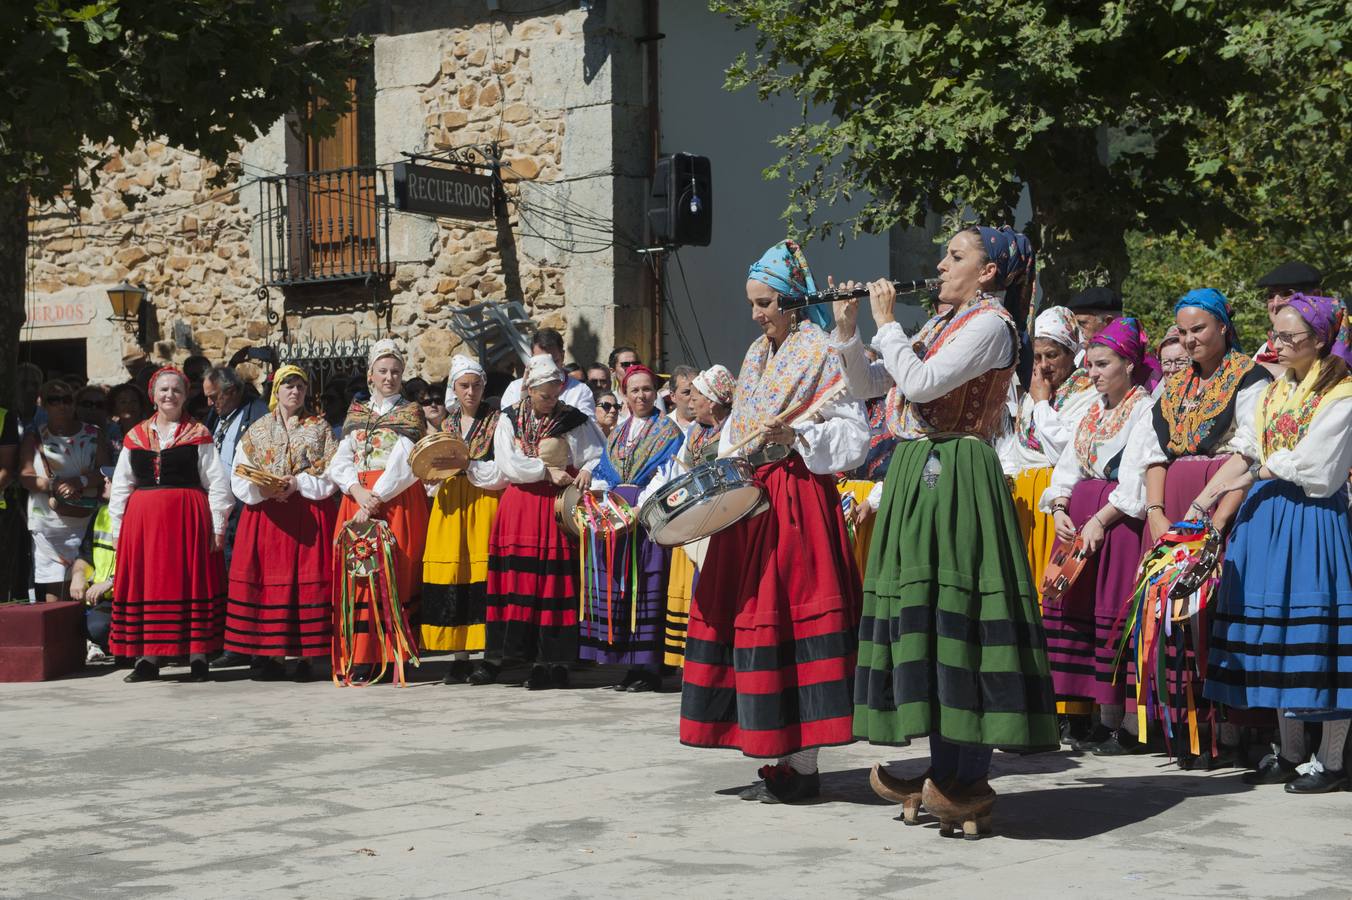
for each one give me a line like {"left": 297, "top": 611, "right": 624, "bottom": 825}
{"left": 593, "top": 392, "right": 621, "bottom": 438}
{"left": 19, "top": 380, "right": 109, "bottom": 602}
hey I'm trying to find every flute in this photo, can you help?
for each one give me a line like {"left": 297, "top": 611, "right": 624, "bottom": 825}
{"left": 785, "top": 278, "right": 942, "bottom": 310}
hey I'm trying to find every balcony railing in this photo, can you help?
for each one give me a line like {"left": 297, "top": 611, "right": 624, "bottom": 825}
{"left": 256, "top": 166, "right": 393, "bottom": 287}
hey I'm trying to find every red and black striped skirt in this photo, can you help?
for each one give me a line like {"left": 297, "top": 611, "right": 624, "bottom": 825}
{"left": 680, "top": 454, "right": 861, "bottom": 758}
{"left": 484, "top": 480, "right": 578, "bottom": 665}
{"left": 226, "top": 494, "right": 338, "bottom": 658}
{"left": 112, "top": 486, "right": 225, "bottom": 658}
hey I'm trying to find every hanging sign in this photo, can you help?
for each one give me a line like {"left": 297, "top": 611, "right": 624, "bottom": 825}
{"left": 393, "top": 162, "right": 494, "bottom": 220}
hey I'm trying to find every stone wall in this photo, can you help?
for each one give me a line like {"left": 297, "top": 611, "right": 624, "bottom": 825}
{"left": 24, "top": 1, "right": 650, "bottom": 386}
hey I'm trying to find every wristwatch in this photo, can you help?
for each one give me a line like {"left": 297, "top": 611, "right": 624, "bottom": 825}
{"left": 1247, "top": 458, "right": 1262, "bottom": 478}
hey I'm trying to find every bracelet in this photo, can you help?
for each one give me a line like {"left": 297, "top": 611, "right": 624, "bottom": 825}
{"left": 1051, "top": 501, "right": 1068, "bottom": 513}
{"left": 1144, "top": 504, "right": 1164, "bottom": 515}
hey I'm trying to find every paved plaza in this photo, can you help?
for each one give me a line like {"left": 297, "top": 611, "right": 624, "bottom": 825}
{"left": 3, "top": 660, "right": 1351, "bottom": 899}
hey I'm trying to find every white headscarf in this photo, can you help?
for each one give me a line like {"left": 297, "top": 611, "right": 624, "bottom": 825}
{"left": 449, "top": 355, "right": 486, "bottom": 385}
{"left": 1034, "top": 306, "right": 1083, "bottom": 356}
{"left": 367, "top": 338, "right": 405, "bottom": 370}
{"left": 522, "top": 353, "right": 563, "bottom": 390}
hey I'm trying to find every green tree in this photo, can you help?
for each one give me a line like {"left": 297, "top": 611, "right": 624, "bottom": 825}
{"left": 0, "top": 0, "right": 362, "bottom": 399}
{"left": 713, "top": 0, "right": 1352, "bottom": 311}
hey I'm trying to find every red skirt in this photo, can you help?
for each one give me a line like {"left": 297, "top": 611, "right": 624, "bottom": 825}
{"left": 332, "top": 472, "right": 428, "bottom": 667}
{"left": 484, "top": 480, "right": 578, "bottom": 665}
{"left": 680, "top": 454, "right": 861, "bottom": 758}
{"left": 111, "top": 487, "right": 225, "bottom": 657}
{"left": 226, "top": 495, "right": 338, "bottom": 657}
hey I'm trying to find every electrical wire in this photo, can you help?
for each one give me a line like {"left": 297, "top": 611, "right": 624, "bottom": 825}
{"left": 671, "top": 249, "right": 711, "bottom": 364}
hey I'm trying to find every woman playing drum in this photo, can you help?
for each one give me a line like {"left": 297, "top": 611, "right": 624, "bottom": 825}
{"left": 421, "top": 356, "right": 507, "bottom": 684}
{"left": 679, "top": 240, "right": 869, "bottom": 805}
{"left": 575, "top": 364, "right": 683, "bottom": 692}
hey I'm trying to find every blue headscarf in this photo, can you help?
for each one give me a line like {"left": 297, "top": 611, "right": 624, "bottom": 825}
{"left": 1174, "top": 288, "right": 1238, "bottom": 349}
{"left": 975, "top": 225, "right": 1036, "bottom": 329}
{"left": 747, "top": 239, "right": 833, "bottom": 332}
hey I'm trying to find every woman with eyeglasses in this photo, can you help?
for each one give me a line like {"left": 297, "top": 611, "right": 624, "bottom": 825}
{"left": 326, "top": 340, "right": 429, "bottom": 685}
{"left": 1155, "top": 326, "right": 1190, "bottom": 384}
{"left": 422, "top": 357, "right": 506, "bottom": 684}
{"left": 19, "top": 380, "right": 109, "bottom": 602}
{"left": 109, "top": 367, "right": 232, "bottom": 682}
{"left": 1191, "top": 295, "right": 1352, "bottom": 793}
{"left": 1115, "top": 288, "right": 1272, "bottom": 768}
{"left": 224, "top": 365, "right": 339, "bottom": 682}
{"left": 574, "top": 364, "right": 684, "bottom": 692}
{"left": 593, "top": 392, "right": 621, "bottom": 438}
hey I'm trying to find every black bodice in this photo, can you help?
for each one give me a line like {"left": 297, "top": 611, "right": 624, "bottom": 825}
{"left": 128, "top": 445, "right": 203, "bottom": 488}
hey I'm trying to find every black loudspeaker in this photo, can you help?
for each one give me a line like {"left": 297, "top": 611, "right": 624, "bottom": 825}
{"left": 647, "top": 152, "right": 711, "bottom": 247}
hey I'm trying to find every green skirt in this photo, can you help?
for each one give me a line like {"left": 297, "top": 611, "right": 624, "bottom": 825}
{"left": 853, "top": 436, "right": 1058, "bottom": 751}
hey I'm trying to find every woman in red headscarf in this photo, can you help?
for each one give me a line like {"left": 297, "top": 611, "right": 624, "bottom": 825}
{"left": 109, "top": 366, "right": 233, "bottom": 683}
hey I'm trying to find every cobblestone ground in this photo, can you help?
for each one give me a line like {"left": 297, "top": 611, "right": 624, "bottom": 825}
{"left": 2, "top": 660, "right": 1350, "bottom": 899}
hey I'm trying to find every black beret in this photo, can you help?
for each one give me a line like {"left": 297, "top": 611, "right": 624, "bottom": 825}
{"left": 1065, "top": 286, "right": 1122, "bottom": 312}
{"left": 1256, "top": 261, "right": 1322, "bottom": 289}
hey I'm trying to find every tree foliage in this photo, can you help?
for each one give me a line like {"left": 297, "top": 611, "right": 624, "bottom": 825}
{"left": 712, "top": 0, "right": 1352, "bottom": 306}
{"left": 1, "top": 0, "right": 363, "bottom": 203}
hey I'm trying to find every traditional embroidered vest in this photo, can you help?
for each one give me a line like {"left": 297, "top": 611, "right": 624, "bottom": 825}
{"left": 888, "top": 297, "right": 1019, "bottom": 441}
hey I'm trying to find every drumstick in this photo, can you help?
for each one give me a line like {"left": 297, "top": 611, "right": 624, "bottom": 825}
{"left": 717, "top": 380, "right": 848, "bottom": 459}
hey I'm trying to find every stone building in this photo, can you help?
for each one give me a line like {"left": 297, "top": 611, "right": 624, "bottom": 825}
{"left": 22, "top": 2, "right": 899, "bottom": 388}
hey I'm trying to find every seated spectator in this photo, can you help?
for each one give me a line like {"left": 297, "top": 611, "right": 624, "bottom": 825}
{"left": 69, "top": 471, "right": 116, "bottom": 663}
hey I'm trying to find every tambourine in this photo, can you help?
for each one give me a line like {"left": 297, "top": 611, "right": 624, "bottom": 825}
{"left": 1168, "top": 522, "right": 1222, "bottom": 610}
{"left": 1040, "top": 533, "right": 1092, "bottom": 605}
{"left": 234, "top": 463, "right": 289, "bottom": 493}
{"left": 410, "top": 432, "right": 470, "bottom": 482}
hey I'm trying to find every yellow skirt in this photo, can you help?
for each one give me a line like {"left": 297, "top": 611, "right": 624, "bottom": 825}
{"left": 663, "top": 546, "right": 696, "bottom": 667}
{"left": 840, "top": 479, "right": 877, "bottom": 580}
{"left": 421, "top": 474, "right": 500, "bottom": 652}
{"left": 1010, "top": 465, "right": 1089, "bottom": 716}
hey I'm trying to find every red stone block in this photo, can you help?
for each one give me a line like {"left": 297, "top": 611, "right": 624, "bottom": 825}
{"left": 0, "top": 601, "right": 85, "bottom": 682}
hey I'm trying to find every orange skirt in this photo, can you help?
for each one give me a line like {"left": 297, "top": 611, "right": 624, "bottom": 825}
{"left": 332, "top": 471, "right": 429, "bottom": 666}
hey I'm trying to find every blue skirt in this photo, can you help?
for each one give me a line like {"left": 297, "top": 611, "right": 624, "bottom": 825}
{"left": 1204, "top": 479, "right": 1352, "bottom": 713}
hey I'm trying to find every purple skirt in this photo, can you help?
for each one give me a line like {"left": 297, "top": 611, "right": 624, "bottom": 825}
{"left": 1043, "top": 479, "right": 1145, "bottom": 705}
{"left": 578, "top": 485, "right": 671, "bottom": 667}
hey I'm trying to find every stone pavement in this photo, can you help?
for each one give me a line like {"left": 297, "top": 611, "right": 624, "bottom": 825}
{"left": 2, "top": 661, "right": 1350, "bottom": 899}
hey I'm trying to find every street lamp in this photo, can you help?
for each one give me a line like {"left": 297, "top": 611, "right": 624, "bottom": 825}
{"left": 107, "top": 282, "right": 147, "bottom": 345}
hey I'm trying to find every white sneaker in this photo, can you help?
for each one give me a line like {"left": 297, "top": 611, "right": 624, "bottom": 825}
{"left": 86, "top": 641, "right": 111, "bottom": 664}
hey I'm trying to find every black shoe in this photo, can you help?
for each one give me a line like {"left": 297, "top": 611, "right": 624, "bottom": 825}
{"left": 615, "top": 669, "right": 642, "bottom": 691}
{"left": 761, "top": 768, "right": 821, "bottom": 805}
{"left": 210, "top": 651, "right": 252, "bottom": 670}
{"left": 468, "top": 661, "right": 500, "bottom": 685}
{"left": 443, "top": 660, "right": 472, "bottom": 685}
{"left": 525, "top": 665, "right": 551, "bottom": 690}
{"left": 550, "top": 665, "right": 570, "bottom": 688}
{"left": 251, "top": 659, "right": 286, "bottom": 681}
{"left": 1073, "top": 724, "right": 1112, "bottom": 752}
{"left": 624, "top": 671, "right": 661, "bottom": 693}
{"left": 186, "top": 659, "right": 211, "bottom": 682}
{"left": 292, "top": 660, "right": 315, "bottom": 683}
{"left": 1285, "top": 768, "right": 1348, "bottom": 794}
{"left": 1244, "top": 753, "right": 1300, "bottom": 785}
{"left": 123, "top": 659, "right": 160, "bottom": 683}
{"left": 1091, "top": 730, "right": 1136, "bottom": 756}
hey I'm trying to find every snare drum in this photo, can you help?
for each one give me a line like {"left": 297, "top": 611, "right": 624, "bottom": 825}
{"left": 637, "top": 458, "right": 768, "bottom": 547}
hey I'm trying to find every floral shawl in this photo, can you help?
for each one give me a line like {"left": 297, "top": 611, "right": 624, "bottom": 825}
{"left": 1152, "top": 351, "right": 1270, "bottom": 459}
{"left": 123, "top": 416, "right": 212, "bottom": 451}
{"left": 685, "top": 420, "right": 725, "bottom": 466}
{"left": 726, "top": 321, "right": 845, "bottom": 451}
{"left": 1257, "top": 358, "right": 1352, "bottom": 460}
{"left": 445, "top": 407, "right": 500, "bottom": 461}
{"left": 1018, "top": 369, "right": 1094, "bottom": 452}
{"left": 593, "top": 411, "right": 683, "bottom": 487}
{"left": 1072, "top": 387, "right": 1149, "bottom": 479}
{"left": 340, "top": 396, "right": 426, "bottom": 443}
{"left": 507, "top": 402, "right": 589, "bottom": 457}
{"left": 239, "top": 409, "right": 337, "bottom": 477}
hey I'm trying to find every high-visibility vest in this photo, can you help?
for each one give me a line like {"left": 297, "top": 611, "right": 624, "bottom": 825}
{"left": 91, "top": 504, "right": 115, "bottom": 589}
